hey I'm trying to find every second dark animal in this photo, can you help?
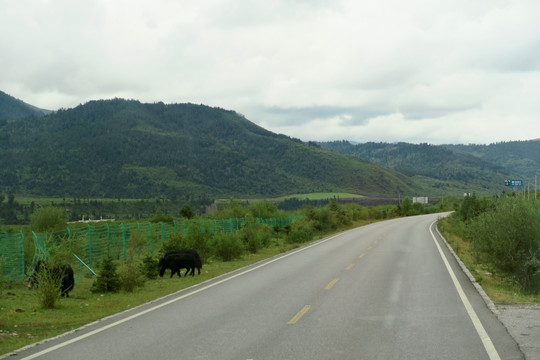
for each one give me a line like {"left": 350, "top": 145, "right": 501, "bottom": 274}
{"left": 158, "top": 253, "right": 197, "bottom": 278}
{"left": 164, "top": 249, "right": 202, "bottom": 275}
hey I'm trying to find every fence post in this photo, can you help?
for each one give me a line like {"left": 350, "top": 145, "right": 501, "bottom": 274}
{"left": 88, "top": 225, "right": 92, "bottom": 268}
{"left": 121, "top": 223, "right": 127, "bottom": 259}
{"left": 66, "top": 227, "right": 72, "bottom": 250}
{"left": 161, "top": 222, "right": 165, "bottom": 242}
{"left": 148, "top": 222, "right": 154, "bottom": 256}
{"left": 20, "top": 230, "right": 25, "bottom": 280}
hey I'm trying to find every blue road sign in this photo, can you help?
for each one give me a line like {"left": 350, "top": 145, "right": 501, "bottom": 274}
{"left": 505, "top": 179, "right": 523, "bottom": 186}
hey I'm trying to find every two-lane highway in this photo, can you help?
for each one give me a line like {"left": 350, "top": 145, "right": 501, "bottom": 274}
{"left": 8, "top": 213, "right": 523, "bottom": 359}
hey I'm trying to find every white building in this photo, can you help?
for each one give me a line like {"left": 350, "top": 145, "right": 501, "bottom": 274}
{"left": 412, "top": 197, "right": 428, "bottom": 204}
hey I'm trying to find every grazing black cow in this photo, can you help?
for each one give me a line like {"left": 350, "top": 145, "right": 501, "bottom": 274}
{"left": 28, "top": 260, "right": 75, "bottom": 297}
{"left": 165, "top": 249, "right": 202, "bottom": 275}
{"left": 158, "top": 253, "right": 196, "bottom": 278}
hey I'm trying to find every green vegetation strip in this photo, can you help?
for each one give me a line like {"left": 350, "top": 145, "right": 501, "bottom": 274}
{"left": 0, "top": 246, "right": 294, "bottom": 355}
{"left": 438, "top": 213, "right": 540, "bottom": 305}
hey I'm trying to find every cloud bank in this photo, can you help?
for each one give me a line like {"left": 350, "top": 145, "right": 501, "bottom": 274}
{"left": 1, "top": 0, "right": 540, "bottom": 144}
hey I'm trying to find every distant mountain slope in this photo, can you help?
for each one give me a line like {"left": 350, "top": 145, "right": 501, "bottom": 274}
{"left": 444, "top": 141, "right": 540, "bottom": 182}
{"left": 0, "top": 90, "right": 51, "bottom": 120}
{"left": 319, "top": 141, "right": 512, "bottom": 196}
{"left": 0, "top": 99, "right": 417, "bottom": 199}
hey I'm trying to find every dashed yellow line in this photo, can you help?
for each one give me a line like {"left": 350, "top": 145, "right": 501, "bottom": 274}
{"left": 345, "top": 264, "right": 355, "bottom": 270}
{"left": 325, "top": 278, "right": 339, "bottom": 290}
{"left": 359, "top": 253, "right": 366, "bottom": 259}
{"left": 288, "top": 305, "right": 311, "bottom": 324}
{"left": 367, "top": 246, "right": 373, "bottom": 250}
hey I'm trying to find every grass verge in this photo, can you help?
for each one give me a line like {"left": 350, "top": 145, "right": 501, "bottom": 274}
{"left": 0, "top": 248, "right": 285, "bottom": 355}
{"left": 438, "top": 216, "right": 540, "bottom": 305}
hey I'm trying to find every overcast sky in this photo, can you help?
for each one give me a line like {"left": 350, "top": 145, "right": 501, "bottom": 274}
{"left": 2, "top": 0, "right": 540, "bottom": 144}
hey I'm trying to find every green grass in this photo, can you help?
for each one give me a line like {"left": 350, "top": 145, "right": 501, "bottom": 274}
{"left": 216, "top": 192, "right": 365, "bottom": 203}
{"left": 14, "top": 196, "right": 144, "bottom": 206}
{"left": 17, "top": 193, "right": 364, "bottom": 207}
{"left": 274, "top": 192, "right": 364, "bottom": 200}
{"left": 0, "top": 246, "right": 291, "bottom": 356}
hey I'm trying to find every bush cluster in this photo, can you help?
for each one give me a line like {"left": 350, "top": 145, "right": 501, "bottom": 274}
{"left": 27, "top": 199, "right": 409, "bottom": 300}
{"left": 457, "top": 195, "right": 540, "bottom": 293}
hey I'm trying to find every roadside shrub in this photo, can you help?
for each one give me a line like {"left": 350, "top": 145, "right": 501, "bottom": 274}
{"left": 214, "top": 198, "right": 247, "bottom": 219}
{"left": 516, "top": 252, "right": 540, "bottom": 294}
{"left": 303, "top": 206, "right": 337, "bottom": 232}
{"left": 367, "top": 207, "right": 378, "bottom": 219}
{"left": 358, "top": 206, "right": 370, "bottom": 220}
{"left": 467, "top": 197, "right": 540, "bottom": 285}
{"left": 179, "top": 204, "right": 195, "bottom": 219}
{"left": 397, "top": 197, "right": 413, "bottom": 216}
{"left": 91, "top": 255, "right": 121, "bottom": 293}
{"left": 211, "top": 232, "right": 245, "bottom": 261}
{"left": 185, "top": 220, "right": 212, "bottom": 263}
{"left": 343, "top": 203, "right": 363, "bottom": 222}
{"left": 35, "top": 265, "right": 63, "bottom": 309}
{"left": 149, "top": 210, "right": 173, "bottom": 223}
{"left": 118, "top": 258, "right": 146, "bottom": 292}
{"left": 141, "top": 256, "right": 159, "bottom": 279}
{"left": 458, "top": 194, "right": 495, "bottom": 222}
{"left": 248, "top": 201, "right": 280, "bottom": 219}
{"left": 31, "top": 206, "right": 68, "bottom": 232}
{"left": 239, "top": 221, "right": 272, "bottom": 253}
{"left": 286, "top": 219, "right": 314, "bottom": 244}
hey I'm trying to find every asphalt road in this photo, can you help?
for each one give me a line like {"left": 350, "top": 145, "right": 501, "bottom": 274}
{"left": 7, "top": 213, "right": 524, "bottom": 359}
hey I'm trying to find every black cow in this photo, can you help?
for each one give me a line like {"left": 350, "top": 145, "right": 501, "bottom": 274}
{"left": 158, "top": 253, "right": 196, "bottom": 278}
{"left": 165, "top": 249, "right": 202, "bottom": 275}
{"left": 28, "top": 260, "right": 75, "bottom": 297}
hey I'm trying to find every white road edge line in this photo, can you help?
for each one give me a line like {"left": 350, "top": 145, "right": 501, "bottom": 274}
{"left": 429, "top": 221, "right": 501, "bottom": 360}
{"left": 18, "top": 231, "right": 347, "bottom": 360}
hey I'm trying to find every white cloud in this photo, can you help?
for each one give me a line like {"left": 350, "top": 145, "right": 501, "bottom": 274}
{"left": 1, "top": 0, "right": 540, "bottom": 144}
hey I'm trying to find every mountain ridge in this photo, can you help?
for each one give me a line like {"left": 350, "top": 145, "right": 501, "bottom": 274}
{"left": 0, "top": 97, "right": 417, "bottom": 200}
{"left": 0, "top": 90, "right": 51, "bottom": 120}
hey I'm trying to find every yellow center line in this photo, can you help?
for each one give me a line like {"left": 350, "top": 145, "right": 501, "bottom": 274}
{"left": 288, "top": 305, "right": 311, "bottom": 324}
{"left": 325, "top": 278, "right": 339, "bottom": 290}
{"left": 367, "top": 246, "right": 373, "bottom": 250}
{"left": 345, "top": 263, "right": 355, "bottom": 270}
{"left": 359, "top": 253, "right": 366, "bottom": 258}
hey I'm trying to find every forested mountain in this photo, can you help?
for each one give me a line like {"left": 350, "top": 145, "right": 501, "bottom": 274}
{"left": 444, "top": 141, "right": 540, "bottom": 182}
{"left": 0, "top": 90, "right": 50, "bottom": 120}
{"left": 319, "top": 141, "right": 515, "bottom": 196}
{"left": 0, "top": 98, "right": 417, "bottom": 200}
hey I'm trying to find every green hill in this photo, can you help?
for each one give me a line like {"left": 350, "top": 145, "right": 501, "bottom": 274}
{"left": 444, "top": 141, "right": 540, "bottom": 183}
{"left": 0, "top": 98, "right": 417, "bottom": 200}
{"left": 319, "top": 141, "right": 512, "bottom": 196}
{"left": 0, "top": 90, "right": 50, "bottom": 121}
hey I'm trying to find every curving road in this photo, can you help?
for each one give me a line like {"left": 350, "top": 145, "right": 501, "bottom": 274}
{"left": 8, "top": 213, "right": 523, "bottom": 359}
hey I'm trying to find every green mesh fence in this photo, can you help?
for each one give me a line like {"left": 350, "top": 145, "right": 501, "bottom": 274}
{"left": 0, "top": 231, "right": 25, "bottom": 282}
{"left": 1, "top": 215, "right": 300, "bottom": 282}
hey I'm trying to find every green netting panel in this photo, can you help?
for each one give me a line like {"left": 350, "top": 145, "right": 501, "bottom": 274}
{"left": 173, "top": 219, "right": 189, "bottom": 236}
{"left": 26, "top": 216, "right": 303, "bottom": 278}
{"left": 0, "top": 231, "right": 25, "bottom": 282}
{"left": 161, "top": 222, "right": 177, "bottom": 242}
